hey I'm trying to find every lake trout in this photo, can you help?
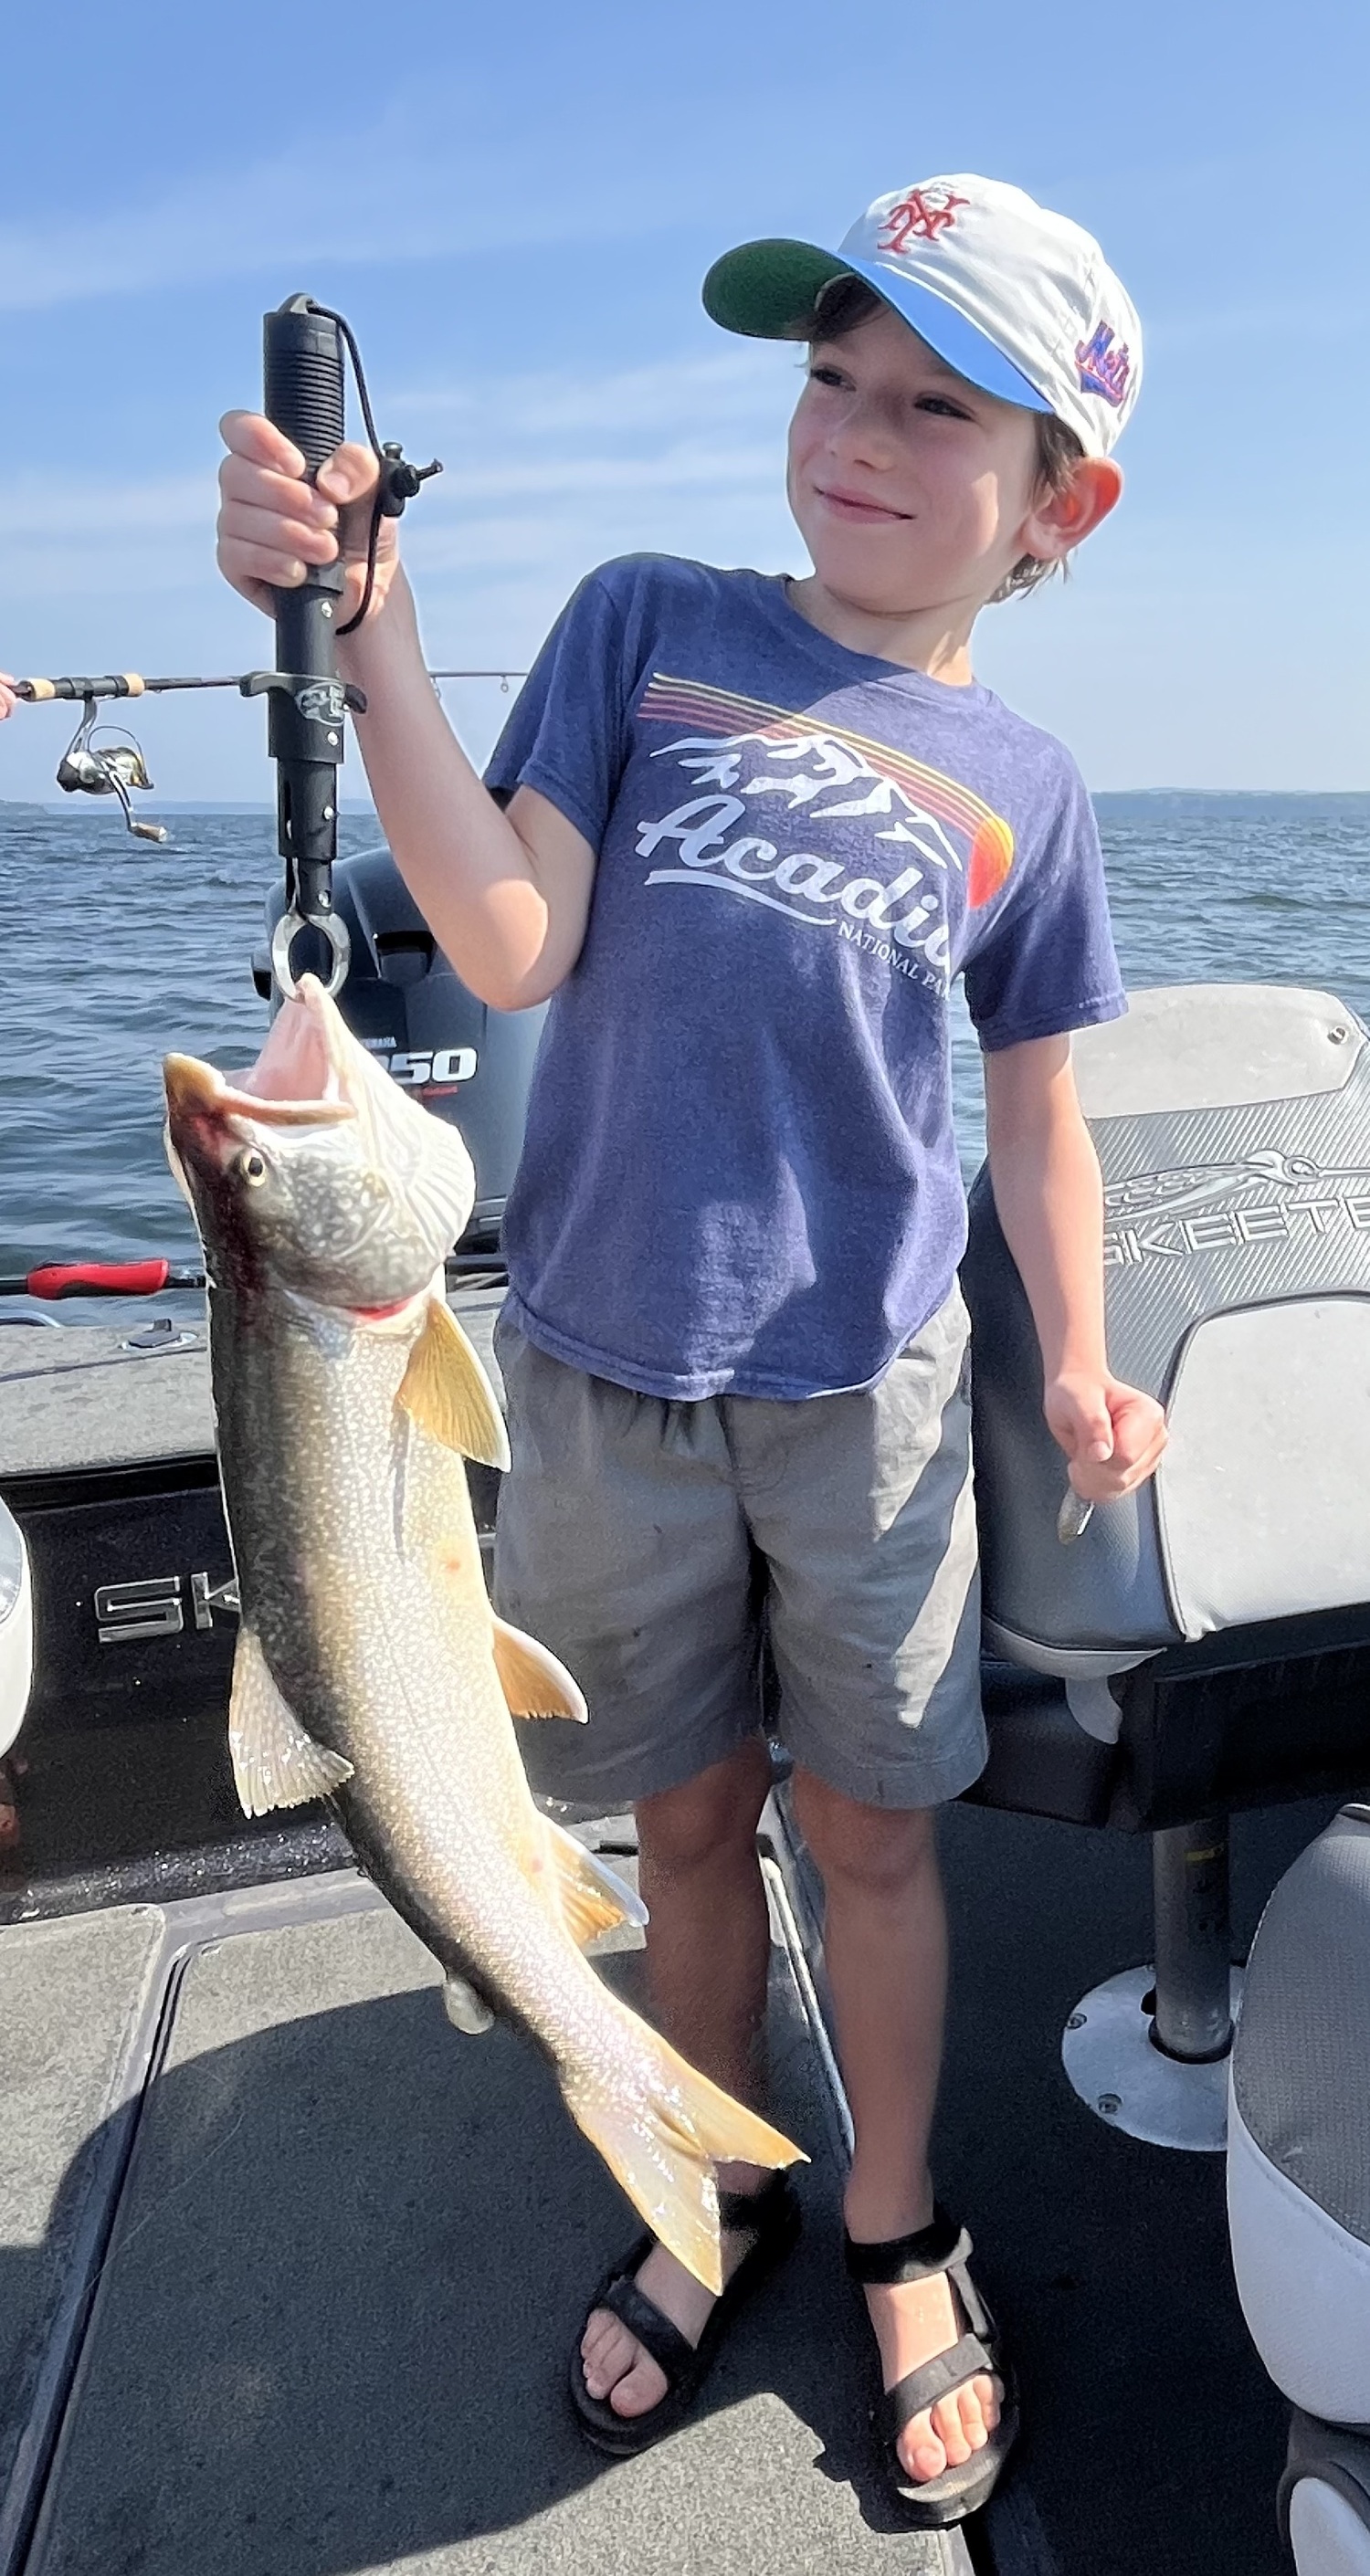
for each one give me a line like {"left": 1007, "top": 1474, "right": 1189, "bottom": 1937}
{"left": 163, "top": 973, "right": 803, "bottom": 2292}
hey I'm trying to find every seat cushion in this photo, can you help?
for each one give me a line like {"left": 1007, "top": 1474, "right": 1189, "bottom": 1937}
{"left": 1282, "top": 2413, "right": 1370, "bottom": 2575}
{"left": 0, "top": 1498, "right": 31, "bottom": 1760}
{"left": 1228, "top": 1811, "right": 1370, "bottom": 2421}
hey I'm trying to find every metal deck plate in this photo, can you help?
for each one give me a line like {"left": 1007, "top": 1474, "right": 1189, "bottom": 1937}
{"left": 21, "top": 1880, "right": 973, "bottom": 2575}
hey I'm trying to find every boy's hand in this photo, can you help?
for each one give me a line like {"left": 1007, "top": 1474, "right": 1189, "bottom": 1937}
{"left": 0, "top": 675, "right": 17, "bottom": 721}
{"left": 216, "top": 414, "right": 401, "bottom": 629}
{"left": 1044, "top": 1372, "right": 1168, "bottom": 1505}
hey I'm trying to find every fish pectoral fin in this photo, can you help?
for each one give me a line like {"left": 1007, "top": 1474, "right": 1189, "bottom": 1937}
{"left": 490, "top": 1619, "right": 588, "bottom": 1723}
{"left": 397, "top": 1299, "right": 511, "bottom": 1472}
{"left": 228, "top": 1628, "right": 353, "bottom": 1820}
{"left": 443, "top": 1972, "right": 495, "bottom": 2035}
{"left": 543, "top": 1819, "right": 648, "bottom": 1948}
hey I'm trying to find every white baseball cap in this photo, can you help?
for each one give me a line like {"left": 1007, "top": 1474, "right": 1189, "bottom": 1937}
{"left": 702, "top": 174, "right": 1142, "bottom": 458}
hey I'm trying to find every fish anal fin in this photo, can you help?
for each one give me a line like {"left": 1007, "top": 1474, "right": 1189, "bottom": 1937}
{"left": 543, "top": 1820, "right": 648, "bottom": 1949}
{"left": 228, "top": 1628, "right": 353, "bottom": 1820}
{"left": 397, "top": 1299, "right": 511, "bottom": 1471}
{"left": 491, "top": 1618, "right": 587, "bottom": 1722}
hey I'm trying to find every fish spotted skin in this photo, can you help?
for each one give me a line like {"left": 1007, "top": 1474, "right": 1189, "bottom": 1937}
{"left": 163, "top": 976, "right": 804, "bottom": 2290}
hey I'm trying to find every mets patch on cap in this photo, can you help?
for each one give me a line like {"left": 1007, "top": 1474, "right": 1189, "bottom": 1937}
{"left": 702, "top": 174, "right": 1142, "bottom": 458}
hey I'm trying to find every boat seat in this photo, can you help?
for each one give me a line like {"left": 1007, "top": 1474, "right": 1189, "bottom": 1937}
{"left": 0, "top": 1497, "right": 32, "bottom": 1761}
{"left": 960, "top": 986, "right": 1370, "bottom": 2140}
{"left": 1228, "top": 1806, "right": 1370, "bottom": 2574}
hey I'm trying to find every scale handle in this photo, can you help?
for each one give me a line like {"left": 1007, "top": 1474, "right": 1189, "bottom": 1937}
{"left": 264, "top": 298, "right": 346, "bottom": 478}
{"left": 261, "top": 296, "right": 348, "bottom": 946}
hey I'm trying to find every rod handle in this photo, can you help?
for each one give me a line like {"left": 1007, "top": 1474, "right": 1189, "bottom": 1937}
{"left": 11, "top": 1260, "right": 175, "bottom": 1299}
{"left": 16, "top": 675, "right": 146, "bottom": 704}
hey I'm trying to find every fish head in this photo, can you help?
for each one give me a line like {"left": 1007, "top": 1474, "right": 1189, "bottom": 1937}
{"left": 163, "top": 974, "right": 476, "bottom": 1309}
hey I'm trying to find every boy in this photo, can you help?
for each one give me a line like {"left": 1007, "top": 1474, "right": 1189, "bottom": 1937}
{"left": 216, "top": 174, "right": 1166, "bottom": 2527}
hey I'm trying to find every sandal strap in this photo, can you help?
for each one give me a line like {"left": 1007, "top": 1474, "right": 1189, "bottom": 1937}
{"left": 844, "top": 2202, "right": 972, "bottom": 2286}
{"left": 879, "top": 2331, "right": 996, "bottom": 2441}
{"left": 597, "top": 2274, "right": 697, "bottom": 2385}
{"left": 717, "top": 2171, "right": 794, "bottom": 2234}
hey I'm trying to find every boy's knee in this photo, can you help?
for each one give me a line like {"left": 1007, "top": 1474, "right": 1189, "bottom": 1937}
{"left": 637, "top": 1737, "right": 772, "bottom": 1878}
{"left": 792, "top": 1768, "right": 937, "bottom": 1897}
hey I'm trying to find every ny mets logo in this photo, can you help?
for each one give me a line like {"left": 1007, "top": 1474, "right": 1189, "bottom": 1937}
{"left": 1075, "top": 321, "right": 1132, "bottom": 406}
{"left": 878, "top": 186, "right": 969, "bottom": 254}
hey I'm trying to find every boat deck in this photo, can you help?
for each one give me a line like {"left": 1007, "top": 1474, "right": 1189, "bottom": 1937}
{"left": 0, "top": 1780, "right": 1331, "bottom": 2576}
{"left": 0, "top": 1305, "right": 1334, "bottom": 2575}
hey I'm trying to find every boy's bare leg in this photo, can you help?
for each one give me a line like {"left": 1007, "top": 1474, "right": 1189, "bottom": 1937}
{"left": 578, "top": 1743, "right": 998, "bottom": 2484}
{"left": 580, "top": 1734, "right": 775, "bottom": 2416}
{"left": 790, "top": 1767, "right": 1000, "bottom": 2486}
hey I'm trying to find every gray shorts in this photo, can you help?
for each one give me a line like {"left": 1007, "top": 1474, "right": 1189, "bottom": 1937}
{"left": 491, "top": 1288, "right": 986, "bottom": 1814}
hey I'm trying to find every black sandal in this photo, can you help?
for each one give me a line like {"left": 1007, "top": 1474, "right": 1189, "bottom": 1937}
{"left": 570, "top": 2170, "right": 802, "bottom": 2456}
{"left": 846, "top": 2203, "right": 1018, "bottom": 2528}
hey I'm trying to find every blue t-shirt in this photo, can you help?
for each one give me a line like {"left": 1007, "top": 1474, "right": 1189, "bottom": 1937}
{"left": 484, "top": 555, "right": 1124, "bottom": 1402}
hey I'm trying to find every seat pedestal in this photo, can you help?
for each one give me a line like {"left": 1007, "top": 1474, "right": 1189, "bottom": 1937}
{"left": 1061, "top": 1816, "right": 1240, "bottom": 2150}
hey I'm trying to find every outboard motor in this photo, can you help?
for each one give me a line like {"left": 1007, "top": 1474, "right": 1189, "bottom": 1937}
{"left": 255, "top": 846, "right": 547, "bottom": 1250}
{"left": 962, "top": 983, "right": 1370, "bottom": 2152}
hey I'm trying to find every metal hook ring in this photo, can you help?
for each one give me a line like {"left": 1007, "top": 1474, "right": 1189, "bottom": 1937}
{"left": 270, "top": 908, "right": 351, "bottom": 1001}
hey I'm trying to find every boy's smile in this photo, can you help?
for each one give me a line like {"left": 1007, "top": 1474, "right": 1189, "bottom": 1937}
{"left": 785, "top": 302, "right": 1118, "bottom": 681}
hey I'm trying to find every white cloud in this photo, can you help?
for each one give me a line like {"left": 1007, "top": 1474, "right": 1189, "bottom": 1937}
{"left": 0, "top": 349, "right": 797, "bottom": 614}
{"left": 0, "top": 100, "right": 785, "bottom": 314}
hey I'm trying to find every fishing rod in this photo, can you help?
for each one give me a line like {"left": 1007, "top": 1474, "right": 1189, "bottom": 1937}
{"left": 13, "top": 664, "right": 527, "bottom": 865}
{"left": 8, "top": 299, "right": 532, "bottom": 997}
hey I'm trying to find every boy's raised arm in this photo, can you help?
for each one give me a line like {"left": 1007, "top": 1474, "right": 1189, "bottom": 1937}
{"left": 216, "top": 412, "right": 595, "bottom": 1012}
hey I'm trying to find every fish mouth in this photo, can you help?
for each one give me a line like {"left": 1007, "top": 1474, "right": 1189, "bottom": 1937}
{"left": 164, "top": 976, "right": 358, "bottom": 1132}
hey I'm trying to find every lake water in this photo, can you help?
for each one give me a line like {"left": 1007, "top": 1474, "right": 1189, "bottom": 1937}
{"left": 2, "top": 795, "right": 1368, "bottom": 1323}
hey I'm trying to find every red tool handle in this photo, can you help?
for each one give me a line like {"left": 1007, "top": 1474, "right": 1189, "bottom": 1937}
{"left": 23, "top": 1260, "right": 173, "bottom": 1299}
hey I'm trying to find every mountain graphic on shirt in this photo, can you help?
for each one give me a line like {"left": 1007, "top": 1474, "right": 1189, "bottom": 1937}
{"left": 638, "top": 674, "right": 1015, "bottom": 906}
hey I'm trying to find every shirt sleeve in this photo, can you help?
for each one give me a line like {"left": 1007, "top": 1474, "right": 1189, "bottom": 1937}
{"left": 482, "top": 567, "right": 631, "bottom": 851}
{"left": 962, "top": 764, "right": 1126, "bottom": 1052}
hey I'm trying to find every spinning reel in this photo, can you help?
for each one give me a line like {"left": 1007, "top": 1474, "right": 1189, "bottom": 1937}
{"left": 53, "top": 689, "right": 168, "bottom": 844}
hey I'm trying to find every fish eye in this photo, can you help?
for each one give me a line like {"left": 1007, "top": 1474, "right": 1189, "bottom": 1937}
{"left": 237, "top": 1148, "right": 270, "bottom": 1187}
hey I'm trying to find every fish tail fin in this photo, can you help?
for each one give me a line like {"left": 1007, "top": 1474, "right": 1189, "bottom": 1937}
{"left": 564, "top": 2023, "right": 806, "bottom": 2295}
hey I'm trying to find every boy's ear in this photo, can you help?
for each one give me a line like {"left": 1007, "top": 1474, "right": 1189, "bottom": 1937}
{"left": 1022, "top": 457, "right": 1122, "bottom": 568}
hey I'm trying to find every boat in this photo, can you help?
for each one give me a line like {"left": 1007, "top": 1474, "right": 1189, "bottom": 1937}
{"left": 2, "top": 827, "right": 1368, "bottom": 2576}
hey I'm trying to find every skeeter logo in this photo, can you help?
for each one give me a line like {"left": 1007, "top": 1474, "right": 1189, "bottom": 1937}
{"left": 95, "top": 1572, "right": 239, "bottom": 1645}
{"left": 1104, "top": 1149, "right": 1370, "bottom": 1270}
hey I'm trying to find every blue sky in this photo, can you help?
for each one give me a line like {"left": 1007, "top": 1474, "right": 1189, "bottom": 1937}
{"left": 1, "top": 0, "right": 1365, "bottom": 801}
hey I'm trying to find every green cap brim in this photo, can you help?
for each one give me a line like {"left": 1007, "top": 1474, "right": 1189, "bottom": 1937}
{"left": 701, "top": 239, "right": 855, "bottom": 339}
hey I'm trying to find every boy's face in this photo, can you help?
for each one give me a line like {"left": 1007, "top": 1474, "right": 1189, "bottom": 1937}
{"left": 787, "top": 303, "right": 1066, "bottom": 620}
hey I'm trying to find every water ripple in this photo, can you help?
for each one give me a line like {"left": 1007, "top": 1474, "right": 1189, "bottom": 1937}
{"left": 3, "top": 796, "right": 1368, "bottom": 1287}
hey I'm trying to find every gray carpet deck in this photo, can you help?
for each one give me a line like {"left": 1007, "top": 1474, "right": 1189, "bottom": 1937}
{"left": 930, "top": 1792, "right": 1333, "bottom": 2576}
{"left": 0, "top": 1908, "right": 164, "bottom": 2562}
{"left": 19, "top": 1886, "right": 967, "bottom": 2576}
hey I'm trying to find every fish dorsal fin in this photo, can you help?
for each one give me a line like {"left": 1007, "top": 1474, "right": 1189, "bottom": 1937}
{"left": 397, "top": 1299, "right": 511, "bottom": 1471}
{"left": 228, "top": 1627, "right": 353, "bottom": 1819}
{"left": 490, "top": 1617, "right": 587, "bottom": 1722}
{"left": 543, "top": 1819, "right": 648, "bottom": 1949}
